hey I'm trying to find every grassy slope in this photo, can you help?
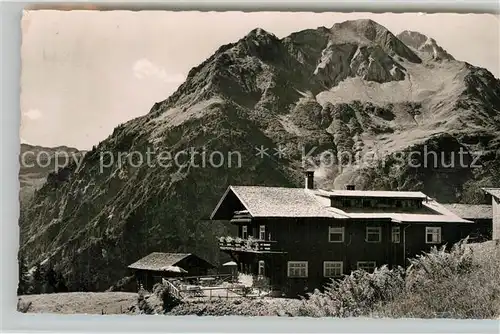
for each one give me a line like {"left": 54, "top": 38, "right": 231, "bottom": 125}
{"left": 18, "top": 292, "right": 137, "bottom": 314}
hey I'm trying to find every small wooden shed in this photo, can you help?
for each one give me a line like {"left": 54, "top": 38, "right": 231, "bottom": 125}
{"left": 128, "top": 252, "right": 215, "bottom": 290}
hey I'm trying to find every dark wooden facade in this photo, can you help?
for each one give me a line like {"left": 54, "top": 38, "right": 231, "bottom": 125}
{"left": 129, "top": 253, "right": 215, "bottom": 291}
{"left": 457, "top": 218, "right": 492, "bottom": 242}
{"left": 221, "top": 216, "right": 474, "bottom": 297}
{"left": 211, "top": 182, "right": 484, "bottom": 298}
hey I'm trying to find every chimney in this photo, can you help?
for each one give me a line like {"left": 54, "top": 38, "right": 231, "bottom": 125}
{"left": 345, "top": 184, "right": 355, "bottom": 191}
{"left": 305, "top": 171, "right": 315, "bottom": 189}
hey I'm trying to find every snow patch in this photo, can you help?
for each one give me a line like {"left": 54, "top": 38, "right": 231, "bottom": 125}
{"left": 314, "top": 40, "right": 334, "bottom": 75}
{"left": 390, "top": 64, "right": 398, "bottom": 76}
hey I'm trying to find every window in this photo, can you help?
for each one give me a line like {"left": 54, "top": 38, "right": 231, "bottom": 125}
{"left": 357, "top": 261, "right": 376, "bottom": 272}
{"left": 287, "top": 261, "right": 308, "bottom": 278}
{"left": 426, "top": 227, "right": 441, "bottom": 244}
{"left": 241, "top": 225, "right": 248, "bottom": 239}
{"left": 328, "top": 226, "right": 345, "bottom": 243}
{"left": 366, "top": 226, "right": 382, "bottom": 243}
{"left": 258, "top": 260, "right": 265, "bottom": 276}
{"left": 259, "top": 225, "right": 266, "bottom": 240}
{"left": 392, "top": 226, "right": 401, "bottom": 243}
{"left": 323, "top": 261, "right": 343, "bottom": 277}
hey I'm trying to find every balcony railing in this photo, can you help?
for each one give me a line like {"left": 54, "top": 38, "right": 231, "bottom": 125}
{"left": 218, "top": 236, "right": 286, "bottom": 254}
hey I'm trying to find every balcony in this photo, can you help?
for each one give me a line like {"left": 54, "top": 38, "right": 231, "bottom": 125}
{"left": 218, "top": 236, "right": 286, "bottom": 254}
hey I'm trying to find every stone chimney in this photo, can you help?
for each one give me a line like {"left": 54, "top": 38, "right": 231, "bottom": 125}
{"left": 345, "top": 184, "right": 355, "bottom": 191}
{"left": 305, "top": 171, "right": 315, "bottom": 190}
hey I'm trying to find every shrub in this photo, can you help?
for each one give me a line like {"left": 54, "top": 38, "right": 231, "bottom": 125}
{"left": 17, "top": 255, "right": 31, "bottom": 295}
{"left": 297, "top": 265, "right": 405, "bottom": 317}
{"left": 295, "top": 239, "right": 500, "bottom": 319}
{"left": 136, "top": 282, "right": 182, "bottom": 314}
{"left": 376, "top": 239, "right": 500, "bottom": 319}
{"left": 17, "top": 298, "right": 32, "bottom": 313}
{"left": 153, "top": 282, "right": 182, "bottom": 312}
{"left": 106, "top": 275, "right": 136, "bottom": 292}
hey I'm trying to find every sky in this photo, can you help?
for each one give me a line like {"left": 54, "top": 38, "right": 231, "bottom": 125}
{"left": 21, "top": 11, "right": 500, "bottom": 150}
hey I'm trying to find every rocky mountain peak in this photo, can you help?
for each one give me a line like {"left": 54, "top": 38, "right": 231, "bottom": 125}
{"left": 397, "top": 30, "right": 454, "bottom": 61}
{"left": 329, "top": 19, "right": 422, "bottom": 64}
{"left": 330, "top": 19, "right": 386, "bottom": 40}
{"left": 246, "top": 27, "right": 276, "bottom": 39}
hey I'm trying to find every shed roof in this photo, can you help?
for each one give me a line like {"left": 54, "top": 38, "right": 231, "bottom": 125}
{"left": 442, "top": 204, "right": 492, "bottom": 220}
{"left": 128, "top": 252, "right": 213, "bottom": 271}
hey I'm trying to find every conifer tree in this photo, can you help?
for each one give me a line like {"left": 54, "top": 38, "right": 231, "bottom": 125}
{"left": 17, "top": 255, "right": 31, "bottom": 295}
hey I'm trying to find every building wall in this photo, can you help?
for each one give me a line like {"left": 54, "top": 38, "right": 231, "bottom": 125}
{"left": 234, "top": 218, "right": 474, "bottom": 297}
{"left": 457, "top": 218, "right": 492, "bottom": 242}
{"left": 493, "top": 197, "right": 500, "bottom": 240}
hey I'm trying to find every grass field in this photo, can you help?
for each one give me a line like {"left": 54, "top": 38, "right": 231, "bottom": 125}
{"left": 18, "top": 292, "right": 137, "bottom": 315}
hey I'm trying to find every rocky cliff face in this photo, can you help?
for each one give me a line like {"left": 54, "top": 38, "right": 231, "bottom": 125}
{"left": 19, "top": 144, "right": 84, "bottom": 205}
{"left": 20, "top": 19, "right": 500, "bottom": 291}
{"left": 397, "top": 30, "right": 455, "bottom": 61}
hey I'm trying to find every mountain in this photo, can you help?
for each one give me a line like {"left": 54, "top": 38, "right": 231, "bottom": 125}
{"left": 19, "top": 144, "right": 85, "bottom": 205}
{"left": 397, "top": 30, "right": 455, "bottom": 61}
{"left": 19, "top": 19, "right": 500, "bottom": 291}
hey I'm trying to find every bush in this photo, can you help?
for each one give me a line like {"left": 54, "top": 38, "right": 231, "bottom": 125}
{"left": 106, "top": 275, "right": 136, "bottom": 292}
{"left": 136, "top": 282, "right": 182, "bottom": 314}
{"left": 377, "top": 239, "right": 500, "bottom": 319}
{"left": 153, "top": 282, "right": 182, "bottom": 312}
{"left": 295, "top": 239, "right": 500, "bottom": 319}
{"left": 297, "top": 265, "right": 405, "bottom": 317}
{"left": 17, "top": 298, "right": 32, "bottom": 313}
{"left": 136, "top": 285, "right": 162, "bottom": 314}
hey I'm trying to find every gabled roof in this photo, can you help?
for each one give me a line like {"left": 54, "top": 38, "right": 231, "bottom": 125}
{"left": 442, "top": 204, "right": 492, "bottom": 220}
{"left": 483, "top": 188, "right": 500, "bottom": 199}
{"left": 128, "top": 252, "right": 214, "bottom": 271}
{"left": 210, "top": 186, "right": 349, "bottom": 219}
{"left": 210, "top": 186, "right": 472, "bottom": 223}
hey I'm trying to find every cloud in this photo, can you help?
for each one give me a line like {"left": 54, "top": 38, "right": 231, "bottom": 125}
{"left": 23, "top": 108, "right": 42, "bottom": 121}
{"left": 132, "top": 58, "right": 185, "bottom": 84}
